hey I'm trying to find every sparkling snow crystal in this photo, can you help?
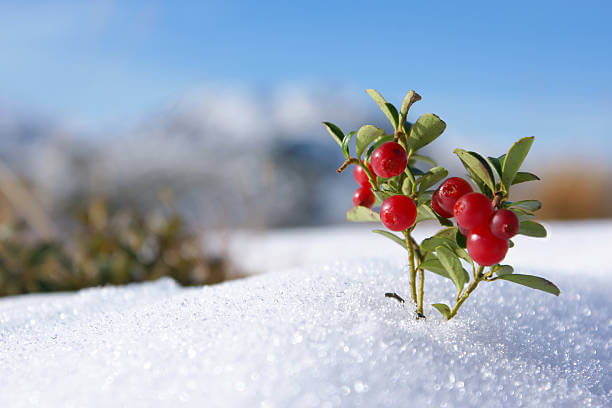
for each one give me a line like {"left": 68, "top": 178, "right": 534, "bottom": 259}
{"left": 0, "top": 224, "right": 610, "bottom": 407}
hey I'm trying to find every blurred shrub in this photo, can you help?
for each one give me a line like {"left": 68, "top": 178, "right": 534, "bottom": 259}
{"left": 0, "top": 196, "right": 229, "bottom": 297}
{"left": 512, "top": 164, "right": 612, "bottom": 220}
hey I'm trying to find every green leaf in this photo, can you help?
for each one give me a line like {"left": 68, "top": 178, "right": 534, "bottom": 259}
{"left": 399, "top": 90, "right": 421, "bottom": 130}
{"left": 435, "top": 227, "right": 459, "bottom": 240}
{"left": 410, "top": 153, "right": 437, "bottom": 166}
{"left": 417, "top": 190, "right": 435, "bottom": 206}
{"left": 453, "top": 149, "right": 495, "bottom": 193}
{"left": 341, "top": 131, "right": 355, "bottom": 158}
{"left": 355, "top": 125, "right": 385, "bottom": 158}
{"left": 432, "top": 303, "right": 451, "bottom": 319}
{"left": 497, "top": 274, "right": 560, "bottom": 296}
{"left": 518, "top": 220, "right": 547, "bottom": 237}
{"left": 420, "top": 255, "right": 451, "bottom": 279}
{"left": 366, "top": 89, "right": 399, "bottom": 129}
{"left": 415, "top": 204, "right": 437, "bottom": 224}
{"left": 401, "top": 177, "right": 413, "bottom": 195}
{"left": 417, "top": 166, "right": 448, "bottom": 192}
{"left": 469, "top": 151, "right": 496, "bottom": 187}
{"left": 321, "top": 122, "right": 344, "bottom": 146}
{"left": 488, "top": 154, "right": 506, "bottom": 178}
{"left": 456, "top": 228, "right": 467, "bottom": 249}
{"left": 404, "top": 167, "right": 416, "bottom": 189}
{"left": 510, "top": 208, "right": 535, "bottom": 222}
{"left": 512, "top": 172, "right": 540, "bottom": 185}
{"left": 407, "top": 113, "right": 446, "bottom": 151}
{"left": 493, "top": 264, "right": 514, "bottom": 276}
{"left": 372, "top": 230, "right": 406, "bottom": 249}
{"left": 385, "top": 103, "right": 400, "bottom": 130}
{"left": 506, "top": 200, "right": 542, "bottom": 212}
{"left": 421, "top": 236, "right": 471, "bottom": 266}
{"left": 347, "top": 206, "right": 380, "bottom": 222}
{"left": 508, "top": 239, "right": 515, "bottom": 248}
{"left": 436, "top": 246, "right": 467, "bottom": 291}
{"left": 502, "top": 136, "right": 535, "bottom": 189}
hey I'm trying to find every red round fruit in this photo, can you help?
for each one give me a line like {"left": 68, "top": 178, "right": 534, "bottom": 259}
{"left": 437, "top": 177, "right": 473, "bottom": 214}
{"left": 352, "top": 187, "right": 375, "bottom": 208}
{"left": 453, "top": 192, "right": 494, "bottom": 230}
{"left": 380, "top": 195, "right": 417, "bottom": 231}
{"left": 489, "top": 208, "right": 520, "bottom": 239}
{"left": 370, "top": 142, "right": 408, "bottom": 178}
{"left": 353, "top": 162, "right": 374, "bottom": 187}
{"left": 431, "top": 188, "right": 453, "bottom": 218}
{"left": 466, "top": 224, "right": 509, "bottom": 266}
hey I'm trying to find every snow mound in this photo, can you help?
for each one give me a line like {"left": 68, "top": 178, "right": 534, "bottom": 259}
{"left": 1, "top": 257, "right": 610, "bottom": 407}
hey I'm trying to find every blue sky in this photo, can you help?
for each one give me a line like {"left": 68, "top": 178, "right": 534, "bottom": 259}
{"left": 1, "top": 1, "right": 610, "bottom": 157}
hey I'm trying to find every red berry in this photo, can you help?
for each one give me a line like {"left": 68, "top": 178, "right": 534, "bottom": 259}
{"left": 489, "top": 209, "right": 520, "bottom": 239}
{"left": 431, "top": 188, "right": 453, "bottom": 218}
{"left": 437, "top": 177, "right": 473, "bottom": 214}
{"left": 353, "top": 187, "right": 375, "bottom": 208}
{"left": 353, "top": 162, "right": 374, "bottom": 187}
{"left": 466, "top": 224, "right": 509, "bottom": 266}
{"left": 453, "top": 192, "right": 494, "bottom": 230}
{"left": 380, "top": 195, "right": 417, "bottom": 231}
{"left": 370, "top": 142, "right": 407, "bottom": 178}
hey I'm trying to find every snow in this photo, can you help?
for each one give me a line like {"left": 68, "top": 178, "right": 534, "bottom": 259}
{"left": 1, "top": 222, "right": 611, "bottom": 407}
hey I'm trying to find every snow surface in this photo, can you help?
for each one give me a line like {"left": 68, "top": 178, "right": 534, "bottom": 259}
{"left": 1, "top": 222, "right": 611, "bottom": 407}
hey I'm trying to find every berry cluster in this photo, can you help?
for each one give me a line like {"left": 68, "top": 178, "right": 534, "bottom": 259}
{"left": 324, "top": 88, "right": 558, "bottom": 321}
{"left": 431, "top": 179, "right": 519, "bottom": 266}
{"left": 353, "top": 142, "right": 417, "bottom": 231}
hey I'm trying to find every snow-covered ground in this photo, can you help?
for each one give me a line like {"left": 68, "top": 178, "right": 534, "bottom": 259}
{"left": 1, "top": 221, "right": 611, "bottom": 407}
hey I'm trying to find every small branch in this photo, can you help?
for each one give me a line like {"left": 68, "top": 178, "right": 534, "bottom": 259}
{"left": 447, "top": 265, "right": 485, "bottom": 320}
{"left": 385, "top": 292, "right": 405, "bottom": 303}
{"left": 417, "top": 268, "right": 425, "bottom": 315}
{"left": 404, "top": 231, "right": 418, "bottom": 304}
{"left": 336, "top": 158, "right": 359, "bottom": 173}
{"left": 491, "top": 191, "right": 505, "bottom": 209}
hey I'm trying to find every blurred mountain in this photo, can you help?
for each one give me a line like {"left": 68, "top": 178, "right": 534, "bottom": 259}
{"left": 0, "top": 85, "right": 381, "bottom": 228}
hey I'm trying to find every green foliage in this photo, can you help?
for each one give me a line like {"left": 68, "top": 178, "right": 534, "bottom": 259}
{"left": 0, "top": 198, "right": 229, "bottom": 297}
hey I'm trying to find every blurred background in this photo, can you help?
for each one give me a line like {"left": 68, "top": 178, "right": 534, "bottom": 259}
{"left": 0, "top": 0, "right": 610, "bottom": 295}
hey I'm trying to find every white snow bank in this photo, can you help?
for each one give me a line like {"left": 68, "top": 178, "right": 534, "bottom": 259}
{"left": 1, "top": 222, "right": 610, "bottom": 407}
{"left": 227, "top": 220, "right": 612, "bottom": 278}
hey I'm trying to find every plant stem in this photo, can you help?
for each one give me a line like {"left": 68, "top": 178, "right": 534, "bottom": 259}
{"left": 417, "top": 268, "right": 424, "bottom": 316}
{"left": 404, "top": 231, "right": 418, "bottom": 304}
{"left": 447, "top": 265, "right": 485, "bottom": 320}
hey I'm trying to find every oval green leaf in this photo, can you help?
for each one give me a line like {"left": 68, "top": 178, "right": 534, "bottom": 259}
{"left": 347, "top": 206, "right": 381, "bottom": 222}
{"left": 497, "top": 274, "right": 560, "bottom": 296}
{"left": 322, "top": 122, "right": 344, "bottom": 146}
{"left": 502, "top": 136, "right": 535, "bottom": 189}
{"left": 356, "top": 125, "right": 385, "bottom": 158}
{"left": 418, "top": 166, "right": 448, "bottom": 192}
{"left": 366, "top": 89, "right": 399, "bottom": 130}
{"left": 432, "top": 303, "right": 451, "bottom": 319}
{"left": 518, "top": 220, "right": 547, "bottom": 237}
{"left": 453, "top": 149, "right": 495, "bottom": 193}
{"left": 436, "top": 245, "right": 466, "bottom": 291}
{"left": 407, "top": 113, "right": 446, "bottom": 151}
{"left": 512, "top": 171, "right": 540, "bottom": 185}
{"left": 372, "top": 229, "right": 406, "bottom": 249}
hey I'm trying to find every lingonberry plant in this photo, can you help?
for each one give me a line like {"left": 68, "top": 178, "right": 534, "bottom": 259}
{"left": 323, "top": 89, "right": 560, "bottom": 320}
